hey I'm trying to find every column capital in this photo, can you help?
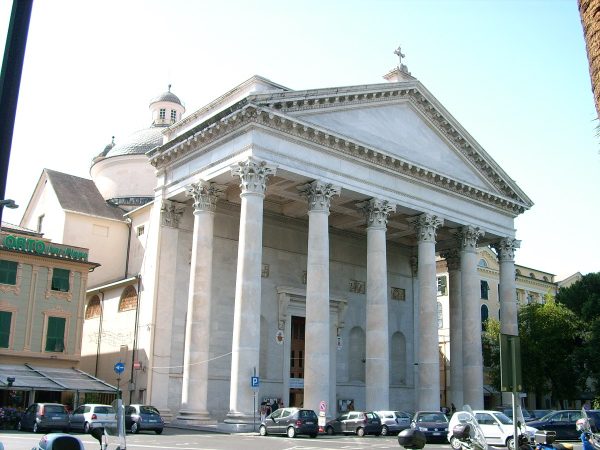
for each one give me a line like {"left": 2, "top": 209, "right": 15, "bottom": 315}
{"left": 409, "top": 213, "right": 444, "bottom": 243}
{"left": 357, "top": 198, "right": 394, "bottom": 229}
{"left": 298, "top": 180, "right": 340, "bottom": 213}
{"left": 186, "top": 181, "right": 226, "bottom": 213}
{"left": 456, "top": 225, "right": 484, "bottom": 252}
{"left": 441, "top": 248, "right": 461, "bottom": 271}
{"left": 492, "top": 237, "right": 521, "bottom": 262}
{"left": 161, "top": 200, "right": 187, "bottom": 228}
{"left": 230, "top": 157, "right": 276, "bottom": 195}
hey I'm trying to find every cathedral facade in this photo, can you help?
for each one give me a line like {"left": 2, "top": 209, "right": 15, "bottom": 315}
{"left": 20, "top": 66, "right": 532, "bottom": 423}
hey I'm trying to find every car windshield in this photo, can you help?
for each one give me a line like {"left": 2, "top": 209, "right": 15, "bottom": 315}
{"left": 139, "top": 406, "right": 160, "bottom": 415}
{"left": 418, "top": 413, "right": 448, "bottom": 422}
{"left": 493, "top": 412, "right": 513, "bottom": 425}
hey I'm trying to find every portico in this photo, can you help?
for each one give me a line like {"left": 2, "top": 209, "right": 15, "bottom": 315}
{"left": 141, "top": 70, "right": 532, "bottom": 422}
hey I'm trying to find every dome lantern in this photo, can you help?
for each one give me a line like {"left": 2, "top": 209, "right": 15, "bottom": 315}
{"left": 150, "top": 84, "right": 185, "bottom": 126}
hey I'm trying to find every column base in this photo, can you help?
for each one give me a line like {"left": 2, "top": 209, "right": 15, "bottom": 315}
{"left": 174, "top": 409, "right": 217, "bottom": 426}
{"left": 224, "top": 411, "right": 260, "bottom": 425}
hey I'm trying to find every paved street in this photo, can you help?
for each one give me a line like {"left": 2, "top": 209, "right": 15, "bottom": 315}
{"left": 0, "top": 428, "right": 586, "bottom": 450}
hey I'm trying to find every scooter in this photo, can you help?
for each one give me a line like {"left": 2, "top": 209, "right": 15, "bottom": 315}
{"left": 447, "top": 405, "right": 488, "bottom": 450}
{"left": 30, "top": 433, "right": 84, "bottom": 450}
{"left": 577, "top": 408, "right": 600, "bottom": 450}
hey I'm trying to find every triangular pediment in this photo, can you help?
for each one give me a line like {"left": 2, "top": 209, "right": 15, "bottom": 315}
{"left": 294, "top": 102, "right": 489, "bottom": 190}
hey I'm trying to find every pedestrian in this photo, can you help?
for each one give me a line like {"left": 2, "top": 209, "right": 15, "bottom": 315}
{"left": 584, "top": 400, "right": 592, "bottom": 411}
{"left": 271, "top": 399, "right": 278, "bottom": 413}
{"left": 347, "top": 400, "right": 354, "bottom": 411}
{"left": 451, "top": 403, "right": 456, "bottom": 414}
{"left": 260, "top": 402, "right": 268, "bottom": 422}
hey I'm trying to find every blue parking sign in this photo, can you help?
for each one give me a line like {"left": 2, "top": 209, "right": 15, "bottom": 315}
{"left": 251, "top": 376, "right": 260, "bottom": 389}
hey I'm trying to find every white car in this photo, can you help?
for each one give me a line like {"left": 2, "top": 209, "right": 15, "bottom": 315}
{"left": 448, "top": 410, "right": 537, "bottom": 450}
{"left": 69, "top": 404, "right": 116, "bottom": 433}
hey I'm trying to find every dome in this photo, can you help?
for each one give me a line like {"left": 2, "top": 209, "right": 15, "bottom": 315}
{"left": 103, "top": 126, "right": 164, "bottom": 158}
{"left": 150, "top": 87, "right": 182, "bottom": 106}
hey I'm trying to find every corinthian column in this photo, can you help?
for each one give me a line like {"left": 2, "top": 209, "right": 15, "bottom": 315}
{"left": 442, "top": 248, "right": 463, "bottom": 409}
{"left": 358, "top": 198, "right": 394, "bottom": 410}
{"left": 227, "top": 158, "right": 275, "bottom": 422}
{"left": 298, "top": 180, "right": 340, "bottom": 414}
{"left": 409, "top": 213, "right": 443, "bottom": 411}
{"left": 493, "top": 238, "right": 520, "bottom": 336}
{"left": 457, "top": 225, "right": 484, "bottom": 409}
{"left": 177, "top": 182, "right": 224, "bottom": 425}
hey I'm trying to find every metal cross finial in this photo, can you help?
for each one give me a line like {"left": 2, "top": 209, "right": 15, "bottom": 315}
{"left": 394, "top": 45, "right": 405, "bottom": 67}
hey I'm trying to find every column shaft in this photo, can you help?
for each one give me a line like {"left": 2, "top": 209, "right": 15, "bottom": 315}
{"left": 410, "top": 214, "right": 443, "bottom": 411}
{"left": 444, "top": 250, "right": 463, "bottom": 409}
{"left": 459, "top": 226, "right": 484, "bottom": 409}
{"left": 495, "top": 238, "right": 520, "bottom": 336}
{"left": 361, "top": 199, "right": 393, "bottom": 411}
{"left": 178, "top": 183, "right": 222, "bottom": 424}
{"left": 299, "top": 181, "right": 339, "bottom": 414}
{"left": 228, "top": 159, "right": 275, "bottom": 422}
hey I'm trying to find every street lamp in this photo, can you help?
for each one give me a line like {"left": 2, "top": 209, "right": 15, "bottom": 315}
{"left": 0, "top": 199, "right": 18, "bottom": 209}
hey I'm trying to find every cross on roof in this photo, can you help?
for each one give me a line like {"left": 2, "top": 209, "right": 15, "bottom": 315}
{"left": 394, "top": 46, "right": 405, "bottom": 67}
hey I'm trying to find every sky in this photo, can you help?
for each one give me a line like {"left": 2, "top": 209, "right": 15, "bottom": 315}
{"left": 0, "top": 0, "right": 597, "bottom": 280}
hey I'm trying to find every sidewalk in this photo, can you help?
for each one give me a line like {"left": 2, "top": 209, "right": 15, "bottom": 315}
{"left": 166, "top": 421, "right": 259, "bottom": 435}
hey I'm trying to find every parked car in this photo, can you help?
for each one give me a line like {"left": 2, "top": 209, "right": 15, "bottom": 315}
{"left": 494, "top": 406, "right": 534, "bottom": 422}
{"left": 374, "top": 410, "right": 412, "bottom": 436}
{"left": 448, "top": 410, "right": 537, "bottom": 449}
{"left": 325, "top": 411, "right": 382, "bottom": 436}
{"left": 124, "top": 404, "right": 164, "bottom": 434}
{"left": 529, "top": 410, "right": 555, "bottom": 420}
{"left": 526, "top": 409, "right": 588, "bottom": 440}
{"left": 69, "top": 404, "right": 115, "bottom": 433}
{"left": 258, "top": 407, "right": 318, "bottom": 438}
{"left": 411, "top": 410, "right": 449, "bottom": 443}
{"left": 17, "top": 403, "right": 70, "bottom": 433}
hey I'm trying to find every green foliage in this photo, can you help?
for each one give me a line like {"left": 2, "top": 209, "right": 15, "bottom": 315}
{"left": 484, "top": 301, "right": 582, "bottom": 403}
{"left": 555, "top": 273, "right": 600, "bottom": 395}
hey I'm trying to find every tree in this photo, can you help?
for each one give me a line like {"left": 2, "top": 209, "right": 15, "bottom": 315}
{"left": 556, "top": 273, "right": 600, "bottom": 395}
{"left": 483, "top": 300, "right": 582, "bottom": 406}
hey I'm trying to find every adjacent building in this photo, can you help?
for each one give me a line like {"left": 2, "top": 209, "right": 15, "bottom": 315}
{"left": 0, "top": 222, "right": 115, "bottom": 409}
{"left": 18, "top": 61, "right": 534, "bottom": 423}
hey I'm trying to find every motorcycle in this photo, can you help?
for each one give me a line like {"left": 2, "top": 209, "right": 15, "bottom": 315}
{"left": 447, "top": 405, "right": 488, "bottom": 450}
{"left": 577, "top": 408, "right": 600, "bottom": 450}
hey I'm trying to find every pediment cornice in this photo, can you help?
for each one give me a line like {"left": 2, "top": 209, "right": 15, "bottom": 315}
{"left": 148, "top": 101, "right": 530, "bottom": 216}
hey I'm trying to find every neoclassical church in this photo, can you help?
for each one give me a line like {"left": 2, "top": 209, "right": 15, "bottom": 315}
{"left": 19, "top": 59, "right": 532, "bottom": 424}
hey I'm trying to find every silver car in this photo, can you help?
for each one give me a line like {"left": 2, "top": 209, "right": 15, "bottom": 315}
{"left": 375, "top": 410, "right": 412, "bottom": 436}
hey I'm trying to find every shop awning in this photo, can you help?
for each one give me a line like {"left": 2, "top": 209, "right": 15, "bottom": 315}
{"left": 0, "top": 364, "right": 117, "bottom": 393}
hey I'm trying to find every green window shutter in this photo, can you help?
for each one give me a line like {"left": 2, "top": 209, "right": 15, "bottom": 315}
{"left": 0, "top": 311, "right": 12, "bottom": 348}
{"left": 45, "top": 317, "right": 66, "bottom": 352}
{"left": 0, "top": 260, "right": 17, "bottom": 285}
{"left": 51, "top": 268, "right": 70, "bottom": 292}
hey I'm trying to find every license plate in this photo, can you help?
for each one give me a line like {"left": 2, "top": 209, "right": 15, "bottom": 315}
{"left": 52, "top": 417, "right": 61, "bottom": 420}
{"left": 306, "top": 421, "right": 314, "bottom": 424}
{"left": 433, "top": 432, "right": 441, "bottom": 436}
{"left": 148, "top": 419, "right": 157, "bottom": 423}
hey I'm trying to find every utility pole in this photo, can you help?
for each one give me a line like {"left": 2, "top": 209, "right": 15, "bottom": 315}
{"left": 0, "top": 0, "right": 33, "bottom": 224}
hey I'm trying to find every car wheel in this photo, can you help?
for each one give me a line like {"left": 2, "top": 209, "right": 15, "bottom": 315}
{"left": 84, "top": 422, "right": 90, "bottom": 433}
{"left": 259, "top": 425, "right": 267, "bottom": 436}
{"left": 507, "top": 436, "right": 515, "bottom": 450}
{"left": 287, "top": 426, "right": 296, "bottom": 438}
{"left": 381, "top": 425, "right": 389, "bottom": 436}
{"left": 310, "top": 433, "right": 317, "bottom": 438}
{"left": 33, "top": 422, "right": 40, "bottom": 433}
{"left": 357, "top": 427, "right": 365, "bottom": 437}
{"left": 326, "top": 426, "right": 335, "bottom": 435}
{"left": 131, "top": 422, "right": 139, "bottom": 434}
{"left": 450, "top": 435, "right": 462, "bottom": 450}
{"left": 155, "top": 429, "right": 163, "bottom": 435}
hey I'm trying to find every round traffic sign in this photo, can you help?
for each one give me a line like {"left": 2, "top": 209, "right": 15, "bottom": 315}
{"left": 319, "top": 400, "right": 327, "bottom": 412}
{"left": 114, "top": 362, "right": 125, "bottom": 374}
